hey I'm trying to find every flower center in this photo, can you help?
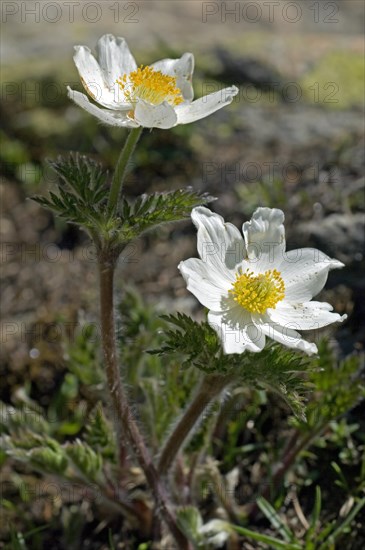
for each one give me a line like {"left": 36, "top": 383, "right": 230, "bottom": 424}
{"left": 116, "top": 65, "right": 183, "bottom": 107}
{"left": 229, "top": 268, "right": 285, "bottom": 314}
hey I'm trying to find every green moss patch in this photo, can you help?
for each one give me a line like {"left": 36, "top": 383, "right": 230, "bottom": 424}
{"left": 300, "top": 51, "right": 365, "bottom": 109}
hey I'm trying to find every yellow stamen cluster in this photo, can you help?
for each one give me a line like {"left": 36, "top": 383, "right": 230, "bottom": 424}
{"left": 229, "top": 268, "right": 285, "bottom": 314}
{"left": 116, "top": 65, "right": 183, "bottom": 106}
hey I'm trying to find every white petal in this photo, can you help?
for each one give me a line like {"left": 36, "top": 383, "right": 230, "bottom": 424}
{"left": 96, "top": 34, "right": 137, "bottom": 88}
{"left": 269, "top": 301, "right": 347, "bottom": 330}
{"left": 255, "top": 315, "right": 318, "bottom": 355}
{"left": 242, "top": 208, "right": 286, "bottom": 270}
{"left": 178, "top": 258, "right": 229, "bottom": 310}
{"left": 67, "top": 88, "right": 138, "bottom": 127}
{"left": 191, "top": 207, "right": 245, "bottom": 277}
{"left": 199, "top": 519, "right": 231, "bottom": 546}
{"left": 73, "top": 45, "right": 126, "bottom": 110}
{"left": 208, "top": 308, "right": 265, "bottom": 354}
{"left": 279, "top": 248, "right": 344, "bottom": 301}
{"left": 175, "top": 86, "right": 238, "bottom": 124}
{"left": 150, "top": 53, "right": 195, "bottom": 101}
{"left": 134, "top": 100, "right": 177, "bottom": 129}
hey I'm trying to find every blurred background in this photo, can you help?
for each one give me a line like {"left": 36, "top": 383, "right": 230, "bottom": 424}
{"left": 1, "top": 0, "right": 364, "bottom": 547}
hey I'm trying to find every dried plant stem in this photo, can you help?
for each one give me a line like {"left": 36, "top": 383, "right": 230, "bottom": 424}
{"left": 98, "top": 250, "right": 190, "bottom": 549}
{"left": 158, "top": 373, "right": 234, "bottom": 476}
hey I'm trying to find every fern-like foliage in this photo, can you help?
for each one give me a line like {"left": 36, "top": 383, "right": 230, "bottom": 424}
{"left": 33, "top": 154, "right": 214, "bottom": 247}
{"left": 67, "top": 325, "right": 104, "bottom": 386}
{"left": 0, "top": 401, "right": 50, "bottom": 436}
{"left": 151, "top": 314, "right": 311, "bottom": 419}
{"left": 2, "top": 430, "right": 104, "bottom": 482}
{"left": 85, "top": 403, "right": 116, "bottom": 461}
{"left": 29, "top": 446, "right": 69, "bottom": 475}
{"left": 237, "top": 344, "right": 311, "bottom": 420}
{"left": 292, "top": 339, "right": 365, "bottom": 430}
{"left": 2, "top": 433, "right": 69, "bottom": 475}
{"left": 153, "top": 313, "right": 220, "bottom": 369}
{"left": 65, "top": 439, "right": 103, "bottom": 482}
{"left": 32, "top": 153, "right": 109, "bottom": 232}
{"left": 113, "top": 188, "right": 214, "bottom": 244}
{"left": 49, "top": 154, "right": 107, "bottom": 204}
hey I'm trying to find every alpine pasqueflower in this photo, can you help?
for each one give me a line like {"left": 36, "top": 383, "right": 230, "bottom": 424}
{"left": 67, "top": 34, "right": 238, "bottom": 129}
{"left": 179, "top": 207, "right": 347, "bottom": 355}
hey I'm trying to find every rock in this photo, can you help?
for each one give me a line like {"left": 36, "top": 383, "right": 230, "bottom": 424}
{"left": 213, "top": 47, "right": 283, "bottom": 91}
{"left": 296, "top": 213, "right": 365, "bottom": 266}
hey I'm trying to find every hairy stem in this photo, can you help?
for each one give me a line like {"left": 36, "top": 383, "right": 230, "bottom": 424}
{"left": 158, "top": 373, "right": 233, "bottom": 476}
{"left": 107, "top": 127, "right": 143, "bottom": 214}
{"left": 98, "top": 250, "right": 190, "bottom": 549}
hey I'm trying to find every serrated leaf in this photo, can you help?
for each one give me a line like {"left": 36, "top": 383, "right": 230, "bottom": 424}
{"left": 65, "top": 439, "right": 103, "bottom": 481}
{"left": 33, "top": 153, "right": 109, "bottom": 230}
{"left": 66, "top": 325, "right": 104, "bottom": 386}
{"left": 85, "top": 403, "right": 116, "bottom": 461}
{"left": 113, "top": 189, "right": 215, "bottom": 244}
{"left": 292, "top": 340, "right": 365, "bottom": 430}
{"left": 2, "top": 434, "right": 69, "bottom": 474}
{"left": 29, "top": 446, "right": 68, "bottom": 474}
{"left": 236, "top": 345, "right": 310, "bottom": 421}
{"left": 151, "top": 314, "right": 311, "bottom": 419}
{"left": 0, "top": 401, "right": 50, "bottom": 436}
{"left": 49, "top": 153, "right": 107, "bottom": 204}
{"left": 150, "top": 313, "right": 221, "bottom": 370}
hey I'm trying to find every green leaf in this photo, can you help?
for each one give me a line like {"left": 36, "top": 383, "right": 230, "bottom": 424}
{"left": 331, "top": 461, "right": 349, "bottom": 491}
{"left": 292, "top": 340, "right": 365, "bottom": 430}
{"left": 151, "top": 314, "right": 310, "bottom": 419}
{"left": 49, "top": 154, "right": 106, "bottom": 201}
{"left": 29, "top": 446, "right": 68, "bottom": 474}
{"left": 305, "top": 486, "right": 322, "bottom": 542}
{"left": 85, "top": 403, "right": 116, "bottom": 461}
{"left": 34, "top": 160, "right": 214, "bottom": 249}
{"left": 113, "top": 188, "right": 215, "bottom": 244}
{"left": 176, "top": 506, "right": 203, "bottom": 545}
{"left": 150, "top": 313, "right": 221, "bottom": 369}
{"left": 236, "top": 343, "right": 311, "bottom": 421}
{"left": 229, "top": 523, "right": 301, "bottom": 549}
{"left": 33, "top": 153, "right": 109, "bottom": 231}
{"left": 2, "top": 434, "right": 69, "bottom": 474}
{"left": 256, "top": 496, "right": 294, "bottom": 542}
{"left": 0, "top": 401, "right": 50, "bottom": 436}
{"left": 66, "top": 325, "right": 104, "bottom": 386}
{"left": 318, "top": 497, "right": 365, "bottom": 549}
{"left": 65, "top": 439, "right": 103, "bottom": 481}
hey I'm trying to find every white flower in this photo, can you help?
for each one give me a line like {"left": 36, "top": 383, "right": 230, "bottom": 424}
{"left": 67, "top": 34, "right": 238, "bottom": 129}
{"left": 199, "top": 519, "right": 231, "bottom": 547}
{"left": 179, "top": 207, "right": 347, "bottom": 355}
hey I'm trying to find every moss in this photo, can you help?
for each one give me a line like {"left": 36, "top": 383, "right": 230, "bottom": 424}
{"left": 17, "top": 107, "right": 70, "bottom": 137}
{"left": 0, "top": 131, "right": 30, "bottom": 165}
{"left": 300, "top": 51, "right": 365, "bottom": 109}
